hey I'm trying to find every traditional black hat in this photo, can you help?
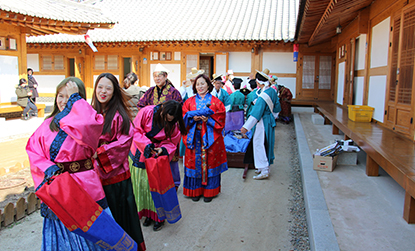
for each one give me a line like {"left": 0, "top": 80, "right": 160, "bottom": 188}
{"left": 212, "top": 73, "right": 223, "bottom": 82}
{"left": 255, "top": 70, "right": 269, "bottom": 82}
{"left": 249, "top": 79, "right": 257, "bottom": 89}
{"left": 232, "top": 78, "right": 243, "bottom": 90}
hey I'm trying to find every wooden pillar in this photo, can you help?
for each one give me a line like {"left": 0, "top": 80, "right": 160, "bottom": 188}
{"left": 404, "top": 192, "right": 415, "bottom": 223}
{"left": 366, "top": 154, "right": 379, "bottom": 176}
{"left": 324, "top": 117, "right": 330, "bottom": 125}
{"left": 332, "top": 124, "right": 339, "bottom": 135}
{"left": 344, "top": 135, "right": 351, "bottom": 140}
{"left": 19, "top": 28, "right": 28, "bottom": 79}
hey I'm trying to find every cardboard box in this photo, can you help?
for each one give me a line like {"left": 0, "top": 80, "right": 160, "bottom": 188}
{"left": 313, "top": 154, "right": 338, "bottom": 172}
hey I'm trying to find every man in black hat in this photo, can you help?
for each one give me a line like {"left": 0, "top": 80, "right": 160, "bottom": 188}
{"left": 211, "top": 74, "right": 231, "bottom": 112}
{"left": 229, "top": 78, "right": 245, "bottom": 111}
{"left": 240, "top": 70, "right": 281, "bottom": 180}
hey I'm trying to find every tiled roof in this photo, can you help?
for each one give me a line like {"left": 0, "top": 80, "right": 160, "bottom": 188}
{"left": 0, "top": 0, "right": 115, "bottom": 24}
{"left": 27, "top": 0, "right": 299, "bottom": 43}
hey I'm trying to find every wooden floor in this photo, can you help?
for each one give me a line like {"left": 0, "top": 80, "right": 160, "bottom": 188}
{"left": 316, "top": 101, "right": 415, "bottom": 223}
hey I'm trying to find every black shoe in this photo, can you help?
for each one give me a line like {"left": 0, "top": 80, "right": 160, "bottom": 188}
{"left": 153, "top": 221, "right": 164, "bottom": 231}
{"left": 192, "top": 196, "right": 201, "bottom": 202}
{"left": 143, "top": 217, "right": 152, "bottom": 227}
{"left": 204, "top": 197, "right": 213, "bottom": 203}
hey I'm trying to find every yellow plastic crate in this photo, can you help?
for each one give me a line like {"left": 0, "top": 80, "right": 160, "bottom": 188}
{"left": 347, "top": 105, "right": 374, "bottom": 122}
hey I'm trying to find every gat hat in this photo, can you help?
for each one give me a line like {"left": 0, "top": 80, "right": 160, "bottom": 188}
{"left": 249, "top": 79, "right": 257, "bottom": 89}
{"left": 255, "top": 69, "right": 271, "bottom": 82}
{"left": 232, "top": 78, "right": 243, "bottom": 89}
{"left": 153, "top": 63, "right": 170, "bottom": 74}
{"left": 263, "top": 68, "right": 270, "bottom": 75}
{"left": 186, "top": 67, "right": 205, "bottom": 79}
{"left": 232, "top": 78, "right": 243, "bottom": 85}
{"left": 212, "top": 73, "right": 223, "bottom": 82}
{"left": 227, "top": 69, "right": 234, "bottom": 75}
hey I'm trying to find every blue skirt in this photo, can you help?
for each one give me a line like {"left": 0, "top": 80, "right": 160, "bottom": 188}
{"left": 41, "top": 208, "right": 112, "bottom": 251}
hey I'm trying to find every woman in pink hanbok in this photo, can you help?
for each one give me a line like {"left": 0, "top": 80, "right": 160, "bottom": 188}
{"left": 129, "top": 100, "right": 186, "bottom": 231}
{"left": 26, "top": 77, "right": 138, "bottom": 250}
{"left": 91, "top": 73, "right": 145, "bottom": 249}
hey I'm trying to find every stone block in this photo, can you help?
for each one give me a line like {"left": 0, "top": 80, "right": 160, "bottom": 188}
{"left": 15, "top": 198, "right": 26, "bottom": 221}
{"left": 337, "top": 151, "right": 358, "bottom": 165}
{"left": 27, "top": 193, "right": 37, "bottom": 214}
{"left": 3, "top": 203, "right": 15, "bottom": 227}
{"left": 312, "top": 114, "right": 325, "bottom": 125}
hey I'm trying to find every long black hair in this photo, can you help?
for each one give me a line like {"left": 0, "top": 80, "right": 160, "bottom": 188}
{"left": 47, "top": 77, "right": 86, "bottom": 132}
{"left": 91, "top": 73, "right": 132, "bottom": 136}
{"left": 154, "top": 100, "right": 186, "bottom": 138}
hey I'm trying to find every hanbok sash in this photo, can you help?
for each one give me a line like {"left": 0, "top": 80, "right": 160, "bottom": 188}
{"left": 144, "top": 155, "right": 181, "bottom": 224}
{"left": 259, "top": 89, "right": 279, "bottom": 119}
{"left": 36, "top": 172, "right": 138, "bottom": 251}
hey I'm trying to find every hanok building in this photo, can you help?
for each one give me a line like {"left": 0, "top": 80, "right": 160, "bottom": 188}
{"left": 295, "top": 0, "right": 415, "bottom": 141}
{"left": 0, "top": 0, "right": 115, "bottom": 105}
{"left": 26, "top": 0, "right": 300, "bottom": 98}
{"left": 16, "top": 0, "right": 415, "bottom": 142}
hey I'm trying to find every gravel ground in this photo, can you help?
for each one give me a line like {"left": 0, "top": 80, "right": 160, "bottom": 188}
{"left": 286, "top": 122, "right": 310, "bottom": 250}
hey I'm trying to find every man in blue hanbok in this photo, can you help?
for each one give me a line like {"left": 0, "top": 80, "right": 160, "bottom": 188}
{"left": 211, "top": 74, "right": 232, "bottom": 112}
{"left": 229, "top": 78, "right": 246, "bottom": 111}
{"left": 240, "top": 70, "right": 281, "bottom": 180}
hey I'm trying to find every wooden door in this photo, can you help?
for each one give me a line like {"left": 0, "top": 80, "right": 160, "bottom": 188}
{"left": 386, "top": 7, "right": 415, "bottom": 137}
{"left": 344, "top": 39, "right": 356, "bottom": 105}
{"left": 300, "top": 54, "right": 334, "bottom": 101}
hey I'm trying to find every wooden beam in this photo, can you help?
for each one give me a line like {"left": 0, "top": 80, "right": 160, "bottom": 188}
{"left": 308, "top": 0, "right": 337, "bottom": 47}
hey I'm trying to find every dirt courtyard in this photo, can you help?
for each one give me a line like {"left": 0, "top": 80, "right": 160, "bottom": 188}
{"left": 0, "top": 122, "right": 308, "bottom": 250}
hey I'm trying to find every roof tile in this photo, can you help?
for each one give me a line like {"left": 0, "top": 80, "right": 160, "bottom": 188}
{"left": 27, "top": 0, "right": 299, "bottom": 43}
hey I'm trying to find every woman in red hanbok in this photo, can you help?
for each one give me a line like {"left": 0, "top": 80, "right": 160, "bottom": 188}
{"left": 182, "top": 74, "right": 228, "bottom": 203}
{"left": 91, "top": 73, "right": 145, "bottom": 249}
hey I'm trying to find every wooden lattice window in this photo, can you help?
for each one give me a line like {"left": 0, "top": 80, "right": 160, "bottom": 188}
{"left": 389, "top": 16, "right": 401, "bottom": 102}
{"left": 41, "top": 55, "right": 65, "bottom": 71}
{"left": 94, "top": 55, "right": 118, "bottom": 71}
{"left": 398, "top": 8, "right": 415, "bottom": 105}
{"left": 319, "top": 56, "right": 332, "bottom": 89}
{"left": 107, "top": 55, "right": 118, "bottom": 70}
{"left": 302, "top": 55, "right": 315, "bottom": 89}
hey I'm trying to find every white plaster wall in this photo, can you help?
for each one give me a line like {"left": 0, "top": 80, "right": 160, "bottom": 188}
{"left": 355, "top": 34, "right": 367, "bottom": 70}
{"left": 337, "top": 62, "right": 345, "bottom": 105}
{"left": 0, "top": 55, "right": 19, "bottom": 103}
{"left": 262, "top": 52, "right": 297, "bottom": 74}
{"left": 215, "top": 54, "right": 227, "bottom": 76}
{"left": 370, "top": 17, "right": 390, "bottom": 68}
{"left": 36, "top": 75, "right": 66, "bottom": 94}
{"left": 277, "top": 77, "right": 296, "bottom": 99}
{"left": 368, "top": 75, "right": 387, "bottom": 123}
{"left": 229, "top": 52, "right": 251, "bottom": 73}
{"left": 27, "top": 54, "right": 40, "bottom": 72}
{"left": 353, "top": 76, "right": 364, "bottom": 105}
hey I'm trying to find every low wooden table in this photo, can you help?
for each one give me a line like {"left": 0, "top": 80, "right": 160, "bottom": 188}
{"left": 226, "top": 152, "right": 254, "bottom": 179}
{"left": 316, "top": 101, "right": 415, "bottom": 223}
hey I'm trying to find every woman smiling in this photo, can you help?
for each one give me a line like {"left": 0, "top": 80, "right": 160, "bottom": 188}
{"left": 182, "top": 74, "right": 228, "bottom": 203}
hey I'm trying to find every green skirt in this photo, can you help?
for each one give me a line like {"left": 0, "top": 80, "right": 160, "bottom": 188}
{"left": 128, "top": 156, "right": 161, "bottom": 222}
